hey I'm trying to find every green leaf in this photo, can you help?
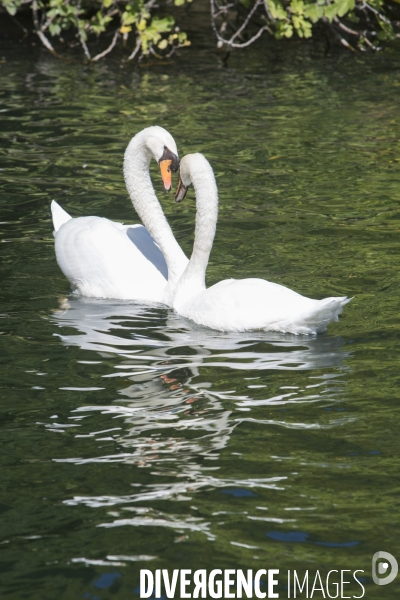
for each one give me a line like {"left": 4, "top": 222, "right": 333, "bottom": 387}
{"left": 303, "top": 4, "right": 323, "bottom": 23}
{"left": 150, "top": 16, "right": 175, "bottom": 33}
{"left": 377, "top": 20, "right": 396, "bottom": 40}
{"left": 336, "top": 0, "right": 355, "bottom": 18}
{"left": 4, "top": 4, "right": 17, "bottom": 15}
{"left": 290, "top": 0, "right": 304, "bottom": 15}
{"left": 275, "top": 21, "right": 293, "bottom": 38}
{"left": 368, "top": 0, "right": 384, "bottom": 8}
{"left": 267, "top": 0, "right": 287, "bottom": 20}
{"left": 346, "top": 10, "right": 360, "bottom": 23}
{"left": 122, "top": 11, "right": 137, "bottom": 26}
{"left": 2, "top": 0, "right": 23, "bottom": 16}
{"left": 323, "top": 0, "right": 355, "bottom": 21}
{"left": 78, "top": 20, "right": 88, "bottom": 41}
{"left": 323, "top": 3, "right": 338, "bottom": 22}
{"left": 49, "top": 22, "right": 62, "bottom": 36}
{"left": 90, "top": 11, "right": 112, "bottom": 35}
{"left": 292, "top": 14, "right": 312, "bottom": 37}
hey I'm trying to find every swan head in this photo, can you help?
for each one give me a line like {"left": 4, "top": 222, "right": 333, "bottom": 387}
{"left": 175, "top": 153, "right": 213, "bottom": 202}
{"left": 143, "top": 126, "right": 179, "bottom": 192}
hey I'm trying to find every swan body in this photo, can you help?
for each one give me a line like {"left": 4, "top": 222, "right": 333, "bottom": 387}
{"left": 52, "top": 126, "right": 188, "bottom": 305}
{"left": 172, "top": 153, "right": 350, "bottom": 334}
{"left": 52, "top": 208, "right": 169, "bottom": 301}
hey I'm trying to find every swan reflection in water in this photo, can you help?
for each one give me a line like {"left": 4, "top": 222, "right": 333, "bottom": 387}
{"left": 50, "top": 297, "right": 351, "bottom": 539}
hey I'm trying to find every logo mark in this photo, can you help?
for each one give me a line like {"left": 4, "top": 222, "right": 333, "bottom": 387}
{"left": 372, "top": 551, "right": 398, "bottom": 586}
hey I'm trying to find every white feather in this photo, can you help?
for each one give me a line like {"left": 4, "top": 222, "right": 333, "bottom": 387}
{"left": 51, "top": 200, "right": 71, "bottom": 234}
{"left": 51, "top": 127, "right": 188, "bottom": 304}
{"left": 172, "top": 154, "right": 351, "bottom": 334}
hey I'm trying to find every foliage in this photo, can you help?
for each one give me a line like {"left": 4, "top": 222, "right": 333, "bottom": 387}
{"left": 0, "top": 0, "right": 191, "bottom": 61}
{"left": 211, "top": 0, "right": 400, "bottom": 51}
{"left": 1, "top": 0, "right": 400, "bottom": 58}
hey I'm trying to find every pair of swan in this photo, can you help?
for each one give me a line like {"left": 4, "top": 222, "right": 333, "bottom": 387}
{"left": 52, "top": 127, "right": 349, "bottom": 334}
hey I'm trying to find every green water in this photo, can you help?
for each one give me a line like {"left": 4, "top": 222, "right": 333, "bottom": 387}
{"left": 1, "top": 28, "right": 400, "bottom": 600}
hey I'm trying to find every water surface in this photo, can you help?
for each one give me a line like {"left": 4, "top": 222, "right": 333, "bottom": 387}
{"left": 1, "top": 30, "right": 400, "bottom": 599}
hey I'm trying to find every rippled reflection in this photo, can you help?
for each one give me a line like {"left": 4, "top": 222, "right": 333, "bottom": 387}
{"left": 51, "top": 297, "right": 349, "bottom": 370}
{"left": 49, "top": 297, "right": 350, "bottom": 539}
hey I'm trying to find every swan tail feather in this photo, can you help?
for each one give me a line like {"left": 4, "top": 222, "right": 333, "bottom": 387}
{"left": 51, "top": 200, "right": 72, "bottom": 234}
{"left": 270, "top": 296, "right": 352, "bottom": 335}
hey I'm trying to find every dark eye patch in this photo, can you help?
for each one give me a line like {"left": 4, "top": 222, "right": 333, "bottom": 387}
{"left": 159, "top": 146, "right": 179, "bottom": 172}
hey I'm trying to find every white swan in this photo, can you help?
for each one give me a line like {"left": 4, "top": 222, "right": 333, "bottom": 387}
{"left": 51, "top": 126, "right": 188, "bottom": 305}
{"left": 172, "top": 153, "right": 350, "bottom": 334}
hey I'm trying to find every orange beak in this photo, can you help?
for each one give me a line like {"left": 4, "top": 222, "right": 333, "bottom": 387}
{"left": 159, "top": 159, "right": 173, "bottom": 191}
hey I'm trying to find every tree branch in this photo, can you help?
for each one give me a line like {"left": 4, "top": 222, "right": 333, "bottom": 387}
{"left": 227, "top": 0, "right": 262, "bottom": 44}
{"left": 333, "top": 16, "right": 359, "bottom": 36}
{"left": 76, "top": 0, "right": 91, "bottom": 60}
{"left": 127, "top": 36, "right": 142, "bottom": 60}
{"left": 330, "top": 24, "right": 356, "bottom": 51}
{"left": 363, "top": 2, "right": 391, "bottom": 24}
{"left": 213, "top": 3, "right": 235, "bottom": 19}
{"left": 32, "top": 0, "right": 56, "bottom": 54}
{"left": 211, "top": 0, "right": 267, "bottom": 48}
{"left": 92, "top": 29, "right": 119, "bottom": 61}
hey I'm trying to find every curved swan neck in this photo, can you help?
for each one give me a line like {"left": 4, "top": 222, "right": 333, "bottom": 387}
{"left": 123, "top": 131, "right": 187, "bottom": 291}
{"left": 174, "top": 157, "right": 218, "bottom": 302}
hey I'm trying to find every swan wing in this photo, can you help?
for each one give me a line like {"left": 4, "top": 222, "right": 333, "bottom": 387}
{"left": 54, "top": 216, "right": 167, "bottom": 301}
{"left": 119, "top": 223, "right": 168, "bottom": 280}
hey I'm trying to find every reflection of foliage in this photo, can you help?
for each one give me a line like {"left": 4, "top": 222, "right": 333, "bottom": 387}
{"left": 211, "top": 0, "right": 400, "bottom": 51}
{"left": 1, "top": 0, "right": 191, "bottom": 61}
